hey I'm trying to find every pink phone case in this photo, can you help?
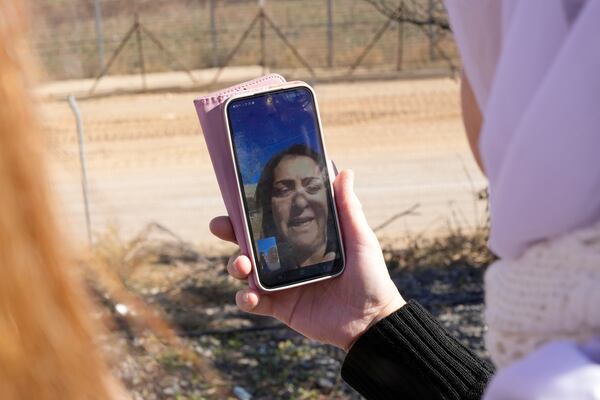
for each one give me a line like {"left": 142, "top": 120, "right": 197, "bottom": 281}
{"left": 194, "top": 74, "right": 287, "bottom": 259}
{"left": 194, "top": 74, "right": 339, "bottom": 290}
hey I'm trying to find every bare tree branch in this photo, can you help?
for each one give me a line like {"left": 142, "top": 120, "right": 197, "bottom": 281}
{"left": 373, "top": 204, "right": 421, "bottom": 233}
{"left": 362, "top": 0, "right": 451, "bottom": 31}
{"left": 360, "top": 0, "right": 458, "bottom": 72}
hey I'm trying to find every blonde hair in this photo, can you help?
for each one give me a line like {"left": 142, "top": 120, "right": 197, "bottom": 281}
{"left": 0, "top": 2, "right": 117, "bottom": 398}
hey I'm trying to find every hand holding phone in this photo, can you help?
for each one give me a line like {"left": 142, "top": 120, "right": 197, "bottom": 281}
{"left": 210, "top": 170, "right": 405, "bottom": 351}
{"left": 197, "top": 76, "right": 404, "bottom": 348}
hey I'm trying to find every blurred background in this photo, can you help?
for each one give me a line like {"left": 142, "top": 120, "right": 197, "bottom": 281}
{"left": 31, "top": 0, "right": 490, "bottom": 398}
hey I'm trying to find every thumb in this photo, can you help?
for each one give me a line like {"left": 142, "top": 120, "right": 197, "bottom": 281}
{"left": 333, "top": 170, "right": 374, "bottom": 242}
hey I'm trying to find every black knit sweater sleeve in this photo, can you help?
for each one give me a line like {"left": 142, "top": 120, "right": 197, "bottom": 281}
{"left": 341, "top": 300, "right": 495, "bottom": 400}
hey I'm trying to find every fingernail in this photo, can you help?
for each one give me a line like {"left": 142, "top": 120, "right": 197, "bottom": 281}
{"left": 331, "top": 160, "right": 339, "bottom": 176}
{"left": 243, "top": 292, "right": 251, "bottom": 304}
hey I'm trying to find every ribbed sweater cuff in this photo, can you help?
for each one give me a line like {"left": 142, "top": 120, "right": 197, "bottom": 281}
{"left": 341, "top": 300, "right": 494, "bottom": 400}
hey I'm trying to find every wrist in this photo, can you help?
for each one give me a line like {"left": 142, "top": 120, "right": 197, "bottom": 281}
{"left": 370, "top": 295, "right": 406, "bottom": 328}
{"left": 345, "top": 293, "right": 406, "bottom": 352}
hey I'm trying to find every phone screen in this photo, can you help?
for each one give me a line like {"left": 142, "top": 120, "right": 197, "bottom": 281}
{"left": 226, "top": 86, "right": 344, "bottom": 289}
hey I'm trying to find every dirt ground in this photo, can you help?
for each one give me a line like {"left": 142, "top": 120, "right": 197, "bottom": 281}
{"left": 40, "top": 76, "right": 487, "bottom": 254}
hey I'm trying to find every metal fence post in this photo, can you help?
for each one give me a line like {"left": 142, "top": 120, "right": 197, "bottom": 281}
{"left": 259, "top": 0, "right": 267, "bottom": 74}
{"left": 396, "top": 19, "right": 403, "bottom": 71}
{"left": 93, "top": 0, "right": 105, "bottom": 69}
{"left": 210, "top": 0, "right": 219, "bottom": 67}
{"left": 327, "top": 0, "right": 333, "bottom": 68}
{"left": 134, "top": 14, "right": 147, "bottom": 89}
{"left": 67, "top": 95, "right": 93, "bottom": 246}
{"left": 428, "top": 0, "right": 436, "bottom": 61}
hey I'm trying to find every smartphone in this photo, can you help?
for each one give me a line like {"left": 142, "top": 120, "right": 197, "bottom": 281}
{"left": 224, "top": 82, "right": 345, "bottom": 291}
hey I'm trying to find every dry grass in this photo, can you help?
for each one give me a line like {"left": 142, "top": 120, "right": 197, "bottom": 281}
{"left": 84, "top": 225, "right": 236, "bottom": 399}
{"left": 384, "top": 227, "right": 494, "bottom": 272}
{"left": 82, "top": 218, "right": 492, "bottom": 398}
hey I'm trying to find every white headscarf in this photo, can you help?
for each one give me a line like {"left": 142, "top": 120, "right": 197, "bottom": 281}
{"left": 445, "top": 0, "right": 600, "bottom": 259}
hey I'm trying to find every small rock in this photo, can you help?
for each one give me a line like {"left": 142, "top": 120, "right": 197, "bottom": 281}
{"left": 325, "top": 370, "right": 337, "bottom": 379}
{"left": 317, "top": 378, "right": 334, "bottom": 390}
{"left": 115, "top": 303, "right": 129, "bottom": 316}
{"left": 194, "top": 345, "right": 213, "bottom": 358}
{"left": 162, "top": 387, "right": 176, "bottom": 395}
{"left": 257, "top": 345, "right": 268, "bottom": 355}
{"left": 233, "top": 385, "right": 252, "bottom": 400}
{"left": 238, "top": 357, "right": 259, "bottom": 367}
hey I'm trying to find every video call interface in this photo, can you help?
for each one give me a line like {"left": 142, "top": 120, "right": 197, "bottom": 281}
{"left": 227, "top": 87, "right": 342, "bottom": 287}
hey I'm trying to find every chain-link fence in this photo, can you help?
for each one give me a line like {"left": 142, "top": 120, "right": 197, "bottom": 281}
{"left": 31, "top": 0, "right": 458, "bottom": 81}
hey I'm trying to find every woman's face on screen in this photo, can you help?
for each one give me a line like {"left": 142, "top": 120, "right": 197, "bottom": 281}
{"left": 271, "top": 155, "right": 328, "bottom": 259}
